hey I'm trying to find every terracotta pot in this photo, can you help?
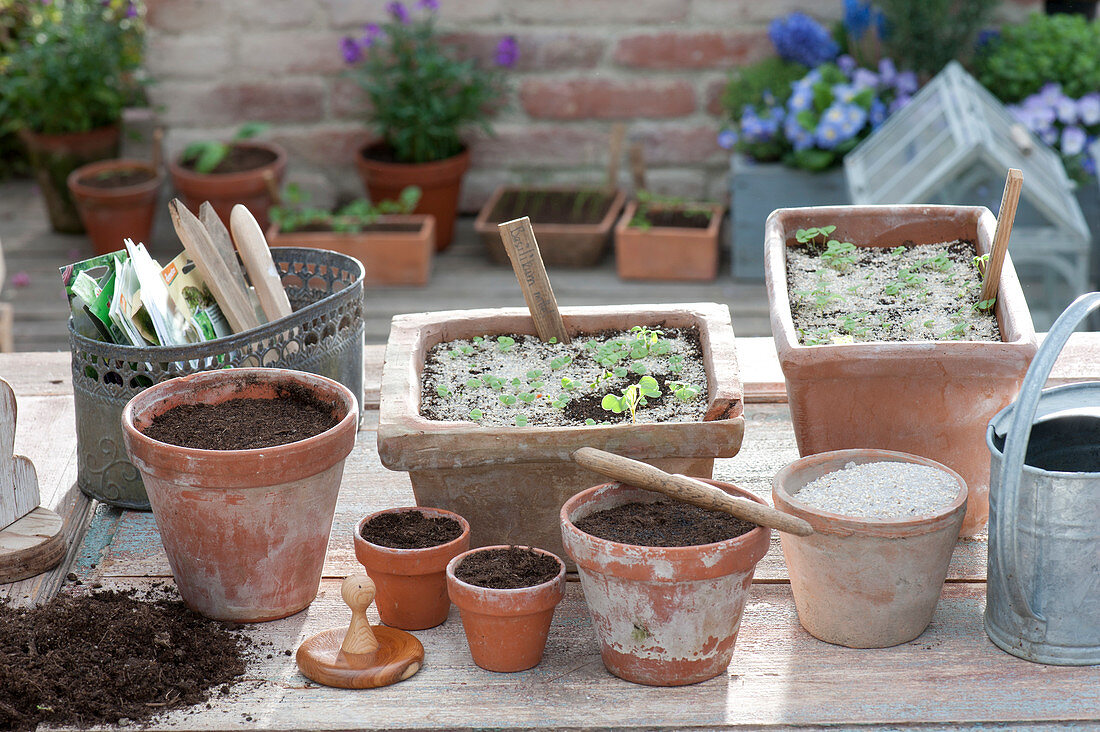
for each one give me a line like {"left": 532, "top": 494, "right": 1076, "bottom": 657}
{"left": 561, "top": 480, "right": 771, "bottom": 686}
{"left": 474, "top": 185, "right": 627, "bottom": 267}
{"left": 67, "top": 159, "right": 163, "bottom": 256}
{"left": 19, "top": 125, "right": 121, "bottom": 233}
{"left": 614, "top": 201, "right": 724, "bottom": 281}
{"left": 376, "top": 302, "right": 745, "bottom": 565}
{"left": 266, "top": 215, "right": 435, "bottom": 286}
{"left": 772, "top": 448, "right": 968, "bottom": 648}
{"left": 765, "top": 205, "right": 1037, "bottom": 536}
{"left": 355, "top": 143, "right": 468, "bottom": 251}
{"left": 120, "top": 368, "right": 358, "bottom": 622}
{"left": 446, "top": 545, "right": 566, "bottom": 672}
{"left": 168, "top": 140, "right": 287, "bottom": 231}
{"left": 353, "top": 506, "right": 471, "bottom": 630}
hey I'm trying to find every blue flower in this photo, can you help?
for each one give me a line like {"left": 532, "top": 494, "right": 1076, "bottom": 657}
{"left": 1039, "top": 126, "right": 1059, "bottom": 146}
{"left": 852, "top": 68, "right": 878, "bottom": 90}
{"left": 889, "top": 93, "right": 912, "bottom": 115}
{"left": 494, "top": 36, "right": 519, "bottom": 68}
{"left": 894, "top": 70, "right": 918, "bottom": 96}
{"left": 1083, "top": 149, "right": 1097, "bottom": 178}
{"left": 1062, "top": 126, "right": 1087, "bottom": 157}
{"left": 717, "top": 129, "right": 738, "bottom": 150}
{"left": 975, "top": 28, "right": 1000, "bottom": 49}
{"left": 1038, "top": 82, "right": 1064, "bottom": 107}
{"left": 386, "top": 1, "right": 410, "bottom": 23}
{"left": 340, "top": 36, "right": 362, "bottom": 64}
{"left": 787, "top": 84, "right": 814, "bottom": 113}
{"left": 768, "top": 12, "right": 839, "bottom": 68}
{"left": 833, "top": 83, "right": 859, "bottom": 104}
{"left": 877, "top": 58, "right": 897, "bottom": 86}
{"left": 869, "top": 98, "right": 887, "bottom": 128}
{"left": 837, "top": 54, "right": 857, "bottom": 76}
{"left": 844, "top": 0, "right": 873, "bottom": 40}
{"left": 1079, "top": 93, "right": 1100, "bottom": 126}
{"left": 815, "top": 119, "right": 844, "bottom": 150}
{"left": 784, "top": 114, "right": 814, "bottom": 151}
{"left": 1056, "top": 95, "right": 1079, "bottom": 125}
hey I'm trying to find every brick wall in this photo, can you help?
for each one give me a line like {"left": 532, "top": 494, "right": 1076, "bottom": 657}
{"left": 144, "top": 0, "right": 1041, "bottom": 212}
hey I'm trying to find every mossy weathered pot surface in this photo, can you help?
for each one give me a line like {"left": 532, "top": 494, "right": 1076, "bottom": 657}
{"left": 560, "top": 480, "right": 771, "bottom": 686}
{"left": 20, "top": 125, "right": 121, "bottom": 234}
{"left": 446, "top": 545, "right": 566, "bottom": 673}
{"left": 168, "top": 140, "right": 287, "bottom": 231}
{"left": 765, "top": 205, "right": 1037, "bottom": 537}
{"left": 266, "top": 214, "right": 435, "bottom": 287}
{"left": 773, "top": 448, "right": 967, "bottom": 648}
{"left": 67, "top": 159, "right": 163, "bottom": 256}
{"left": 376, "top": 302, "right": 744, "bottom": 564}
{"left": 121, "top": 368, "right": 358, "bottom": 623}
{"left": 614, "top": 202, "right": 724, "bottom": 281}
{"left": 353, "top": 506, "right": 470, "bottom": 630}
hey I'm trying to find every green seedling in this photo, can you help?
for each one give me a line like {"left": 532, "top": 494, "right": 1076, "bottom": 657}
{"left": 473, "top": 336, "right": 485, "bottom": 344}
{"left": 584, "top": 418, "right": 597, "bottom": 426}
{"left": 526, "top": 369, "right": 543, "bottom": 380}
{"left": 469, "top": 408, "right": 483, "bottom": 421}
{"left": 496, "top": 335, "right": 515, "bottom": 352}
{"left": 975, "top": 298, "right": 996, "bottom": 311}
{"left": 515, "top": 414, "right": 528, "bottom": 427}
{"left": 668, "top": 381, "right": 700, "bottom": 402}
{"left": 550, "top": 355, "right": 572, "bottom": 370}
{"left": 601, "top": 376, "right": 661, "bottom": 423}
{"left": 499, "top": 394, "right": 517, "bottom": 406}
{"left": 630, "top": 361, "right": 647, "bottom": 375}
{"left": 518, "top": 392, "right": 536, "bottom": 403}
{"left": 182, "top": 122, "right": 270, "bottom": 175}
{"left": 511, "top": 377, "right": 522, "bottom": 388}
{"left": 435, "top": 385, "right": 451, "bottom": 398}
{"left": 821, "top": 239, "right": 857, "bottom": 270}
{"left": 560, "top": 376, "right": 577, "bottom": 391}
{"left": 890, "top": 245, "right": 907, "bottom": 256}
{"left": 795, "top": 225, "right": 836, "bottom": 244}
{"left": 465, "top": 377, "right": 483, "bottom": 389}
{"left": 613, "top": 366, "right": 628, "bottom": 378}
{"left": 551, "top": 395, "right": 570, "bottom": 409}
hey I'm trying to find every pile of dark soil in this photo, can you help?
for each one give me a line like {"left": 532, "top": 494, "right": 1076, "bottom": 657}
{"left": 0, "top": 589, "right": 251, "bottom": 731}
{"left": 635, "top": 208, "right": 712, "bottom": 229}
{"left": 454, "top": 547, "right": 560, "bottom": 589}
{"left": 77, "top": 168, "right": 157, "bottom": 189}
{"left": 361, "top": 510, "right": 464, "bottom": 549}
{"left": 575, "top": 500, "right": 755, "bottom": 547}
{"left": 180, "top": 145, "right": 277, "bottom": 175}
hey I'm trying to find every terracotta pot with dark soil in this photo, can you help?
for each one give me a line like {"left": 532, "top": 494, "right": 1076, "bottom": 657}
{"left": 20, "top": 125, "right": 121, "bottom": 233}
{"left": 121, "top": 368, "right": 358, "bottom": 623}
{"left": 355, "top": 142, "right": 468, "bottom": 251}
{"left": 614, "top": 201, "right": 724, "bottom": 281}
{"left": 561, "top": 480, "right": 771, "bottom": 686}
{"left": 67, "top": 158, "right": 163, "bottom": 255}
{"left": 168, "top": 140, "right": 287, "bottom": 231}
{"left": 474, "top": 185, "right": 627, "bottom": 267}
{"left": 446, "top": 545, "right": 566, "bottom": 672}
{"left": 353, "top": 506, "right": 471, "bottom": 630}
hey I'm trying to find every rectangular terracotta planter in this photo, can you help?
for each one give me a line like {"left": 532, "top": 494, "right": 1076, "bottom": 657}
{"left": 267, "top": 215, "right": 434, "bottom": 286}
{"left": 377, "top": 302, "right": 744, "bottom": 562}
{"left": 614, "top": 202, "right": 724, "bottom": 281}
{"left": 473, "top": 185, "right": 626, "bottom": 267}
{"left": 764, "top": 205, "right": 1038, "bottom": 537}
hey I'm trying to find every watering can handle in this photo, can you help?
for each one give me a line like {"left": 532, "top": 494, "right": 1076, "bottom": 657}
{"left": 996, "top": 292, "right": 1100, "bottom": 629}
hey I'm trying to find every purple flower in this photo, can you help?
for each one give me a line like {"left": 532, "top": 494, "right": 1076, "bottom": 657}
{"left": 361, "top": 23, "right": 382, "bottom": 48}
{"left": 1056, "top": 96, "right": 1078, "bottom": 125}
{"left": 768, "top": 12, "right": 839, "bottom": 68}
{"left": 1038, "top": 82, "right": 1064, "bottom": 107}
{"left": 340, "top": 36, "right": 362, "bottom": 64}
{"left": 878, "top": 58, "right": 897, "bottom": 86}
{"left": 126, "top": 1, "right": 137, "bottom": 17}
{"left": 852, "top": 68, "right": 878, "bottom": 90}
{"left": 494, "top": 35, "right": 518, "bottom": 68}
{"left": 386, "top": 1, "right": 409, "bottom": 23}
{"left": 889, "top": 93, "right": 912, "bottom": 115}
{"left": 1062, "top": 126, "right": 1087, "bottom": 157}
{"left": 837, "top": 54, "right": 857, "bottom": 76}
{"left": 1078, "top": 93, "right": 1100, "bottom": 126}
{"left": 894, "top": 70, "right": 918, "bottom": 96}
{"left": 717, "top": 129, "right": 738, "bottom": 150}
{"left": 417, "top": 0, "right": 439, "bottom": 9}
{"left": 10, "top": 272, "right": 30, "bottom": 288}
{"left": 1039, "top": 126, "right": 1059, "bottom": 146}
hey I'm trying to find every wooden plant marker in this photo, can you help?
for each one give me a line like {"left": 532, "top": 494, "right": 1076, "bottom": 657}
{"left": 169, "top": 199, "right": 261, "bottom": 333}
{"left": 606, "top": 123, "right": 626, "bottom": 189}
{"left": 199, "top": 201, "right": 249, "bottom": 285}
{"left": 498, "top": 217, "right": 571, "bottom": 344}
{"left": 0, "top": 378, "right": 65, "bottom": 583}
{"left": 629, "top": 143, "right": 647, "bottom": 191}
{"left": 979, "top": 168, "right": 1023, "bottom": 310}
{"left": 230, "top": 204, "right": 293, "bottom": 322}
{"left": 296, "top": 575, "right": 424, "bottom": 689}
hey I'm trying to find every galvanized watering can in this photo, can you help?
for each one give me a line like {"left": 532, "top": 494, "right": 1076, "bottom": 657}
{"left": 985, "top": 292, "right": 1100, "bottom": 665}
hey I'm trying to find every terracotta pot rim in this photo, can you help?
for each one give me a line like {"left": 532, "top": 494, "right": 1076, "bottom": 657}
{"left": 772, "top": 448, "right": 968, "bottom": 535}
{"left": 67, "top": 158, "right": 164, "bottom": 197}
{"left": 446, "top": 545, "right": 566, "bottom": 595}
{"left": 267, "top": 214, "right": 434, "bottom": 239}
{"left": 168, "top": 140, "right": 287, "bottom": 182}
{"left": 354, "top": 506, "right": 472, "bottom": 557}
{"left": 357, "top": 140, "right": 469, "bottom": 168}
{"left": 19, "top": 124, "right": 121, "bottom": 145}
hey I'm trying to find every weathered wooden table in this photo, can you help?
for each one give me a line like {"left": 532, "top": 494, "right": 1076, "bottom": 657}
{"left": 3, "top": 337, "right": 1099, "bottom": 730}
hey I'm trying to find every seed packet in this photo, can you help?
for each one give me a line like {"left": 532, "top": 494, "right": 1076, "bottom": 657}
{"left": 160, "top": 252, "right": 232, "bottom": 342}
{"left": 58, "top": 251, "right": 128, "bottom": 343}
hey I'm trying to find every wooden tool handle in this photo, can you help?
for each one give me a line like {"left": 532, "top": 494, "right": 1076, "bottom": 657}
{"left": 230, "top": 204, "right": 293, "bottom": 322}
{"left": 979, "top": 168, "right": 1023, "bottom": 308}
{"left": 571, "top": 447, "right": 813, "bottom": 537}
{"left": 340, "top": 575, "right": 380, "bottom": 657}
{"left": 498, "top": 217, "right": 570, "bottom": 344}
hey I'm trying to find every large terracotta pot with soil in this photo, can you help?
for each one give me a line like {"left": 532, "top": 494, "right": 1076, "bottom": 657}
{"left": 168, "top": 141, "right": 287, "bottom": 231}
{"left": 67, "top": 159, "right": 163, "bottom": 256}
{"left": 355, "top": 142, "right": 468, "bottom": 251}
{"left": 560, "top": 480, "right": 771, "bottom": 686}
{"left": 353, "top": 506, "right": 471, "bottom": 630}
{"left": 772, "top": 449, "right": 968, "bottom": 648}
{"left": 376, "top": 302, "right": 744, "bottom": 565}
{"left": 20, "top": 125, "right": 121, "bottom": 234}
{"left": 765, "top": 205, "right": 1037, "bottom": 536}
{"left": 474, "top": 185, "right": 627, "bottom": 267}
{"left": 121, "top": 368, "right": 358, "bottom": 623}
{"left": 267, "top": 214, "right": 435, "bottom": 287}
{"left": 614, "top": 201, "right": 724, "bottom": 281}
{"left": 446, "top": 545, "right": 566, "bottom": 672}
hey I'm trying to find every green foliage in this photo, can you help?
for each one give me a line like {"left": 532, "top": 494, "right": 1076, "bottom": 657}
{"left": 720, "top": 57, "right": 808, "bottom": 162}
{"left": 974, "top": 13, "right": 1100, "bottom": 103}
{"left": 874, "top": 0, "right": 997, "bottom": 78}
{"left": 496, "top": 336, "right": 515, "bottom": 352}
{"left": 269, "top": 184, "right": 421, "bottom": 234}
{"left": 181, "top": 123, "right": 271, "bottom": 175}
{"left": 0, "top": 0, "right": 145, "bottom": 135}
{"left": 627, "top": 190, "right": 715, "bottom": 231}
{"left": 601, "top": 376, "right": 661, "bottom": 423}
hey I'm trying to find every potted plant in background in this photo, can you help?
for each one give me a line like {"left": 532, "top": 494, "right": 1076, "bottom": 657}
{"left": 167, "top": 122, "right": 287, "bottom": 231}
{"left": 613, "top": 190, "right": 724, "bottom": 281}
{"left": 342, "top": 0, "right": 515, "bottom": 251}
{"left": 66, "top": 156, "right": 163, "bottom": 256}
{"left": 267, "top": 184, "right": 435, "bottom": 286}
{"left": 0, "top": 0, "right": 145, "bottom": 233}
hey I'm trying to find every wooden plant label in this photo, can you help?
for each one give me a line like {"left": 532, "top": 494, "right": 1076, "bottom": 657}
{"left": 0, "top": 378, "right": 40, "bottom": 531}
{"left": 498, "top": 217, "right": 571, "bottom": 344}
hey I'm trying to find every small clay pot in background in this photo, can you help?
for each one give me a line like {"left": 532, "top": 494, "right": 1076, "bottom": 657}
{"left": 67, "top": 159, "right": 163, "bottom": 256}
{"left": 446, "top": 545, "right": 566, "bottom": 673}
{"left": 353, "top": 506, "right": 471, "bottom": 630}
{"left": 168, "top": 140, "right": 287, "bottom": 231}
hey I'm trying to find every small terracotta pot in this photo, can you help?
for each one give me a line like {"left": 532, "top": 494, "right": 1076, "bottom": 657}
{"left": 121, "top": 368, "right": 358, "bottom": 623}
{"left": 772, "top": 448, "right": 968, "bottom": 648}
{"left": 353, "top": 506, "right": 471, "bottom": 630}
{"left": 355, "top": 143, "right": 469, "bottom": 251}
{"left": 67, "top": 159, "right": 163, "bottom": 256}
{"left": 168, "top": 140, "right": 287, "bottom": 231}
{"left": 613, "top": 202, "right": 724, "bottom": 281}
{"left": 20, "top": 125, "right": 121, "bottom": 233}
{"left": 561, "top": 480, "right": 771, "bottom": 686}
{"left": 446, "top": 545, "right": 566, "bottom": 672}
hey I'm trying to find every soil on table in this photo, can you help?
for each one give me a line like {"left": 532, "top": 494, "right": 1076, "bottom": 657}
{"left": 420, "top": 327, "right": 708, "bottom": 427}
{"left": 786, "top": 238, "right": 1002, "bottom": 345}
{"left": 361, "top": 511, "right": 464, "bottom": 549}
{"left": 141, "top": 387, "right": 339, "bottom": 450}
{"left": 635, "top": 208, "right": 712, "bottom": 229}
{"left": 489, "top": 189, "right": 616, "bottom": 226}
{"left": 575, "top": 500, "right": 755, "bottom": 547}
{"left": 180, "top": 145, "right": 277, "bottom": 175}
{"left": 77, "top": 168, "right": 156, "bottom": 189}
{"left": 454, "top": 547, "right": 560, "bottom": 589}
{"left": 0, "top": 589, "right": 250, "bottom": 732}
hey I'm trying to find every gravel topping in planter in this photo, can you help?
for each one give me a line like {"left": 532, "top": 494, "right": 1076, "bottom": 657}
{"left": 794, "top": 461, "right": 959, "bottom": 519}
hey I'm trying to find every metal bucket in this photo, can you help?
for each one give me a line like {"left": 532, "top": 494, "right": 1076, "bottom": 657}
{"left": 985, "top": 292, "right": 1100, "bottom": 665}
